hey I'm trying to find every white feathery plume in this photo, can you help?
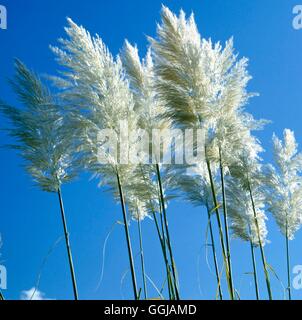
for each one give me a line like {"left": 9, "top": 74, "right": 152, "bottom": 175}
{"left": 121, "top": 41, "right": 174, "bottom": 218}
{"left": 123, "top": 164, "right": 160, "bottom": 216}
{"left": 0, "top": 60, "right": 78, "bottom": 193}
{"left": 51, "top": 19, "right": 144, "bottom": 298}
{"left": 149, "top": 7, "right": 272, "bottom": 299}
{"left": 265, "top": 129, "right": 302, "bottom": 240}
{"left": 171, "top": 162, "right": 219, "bottom": 209}
{"left": 150, "top": 6, "right": 266, "bottom": 168}
{"left": 127, "top": 196, "right": 150, "bottom": 221}
{"left": 226, "top": 174, "right": 268, "bottom": 246}
{"left": 121, "top": 41, "right": 170, "bottom": 132}
{"left": 0, "top": 60, "right": 80, "bottom": 299}
{"left": 51, "top": 18, "right": 136, "bottom": 130}
{"left": 51, "top": 18, "right": 157, "bottom": 224}
{"left": 227, "top": 137, "right": 272, "bottom": 298}
{"left": 51, "top": 18, "right": 139, "bottom": 197}
{"left": 264, "top": 129, "right": 302, "bottom": 300}
{"left": 150, "top": 5, "right": 269, "bottom": 246}
{"left": 121, "top": 41, "right": 180, "bottom": 299}
{"left": 223, "top": 126, "right": 269, "bottom": 247}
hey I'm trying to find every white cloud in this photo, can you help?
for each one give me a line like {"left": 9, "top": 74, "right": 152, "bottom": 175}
{"left": 20, "top": 287, "right": 49, "bottom": 300}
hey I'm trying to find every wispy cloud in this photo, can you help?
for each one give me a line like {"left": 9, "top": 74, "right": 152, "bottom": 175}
{"left": 20, "top": 287, "right": 50, "bottom": 300}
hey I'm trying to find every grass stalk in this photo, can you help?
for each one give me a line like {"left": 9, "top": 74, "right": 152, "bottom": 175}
{"left": 152, "top": 211, "right": 175, "bottom": 300}
{"left": 57, "top": 188, "right": 79, "bottom": 300}
{"left": 247, "top": 179, "right": 273, "bottom": 300}
{"left": 206, "top": 204, "right": 223, "bottom": 300}
{"left": 137, "top": 165, "right": 174, "bottom": 299}
{"left": 155, "top": 163, "right": 180, "bottom": 300}
{"left": 249, "top": 239, "right": 260, "bottom": 300}
{"left": 206, "top": 157, "right": 233, "bottom": 300}
{"left": 219, "top": 148, "right": 235, "bottom": 298}
{"left": 115, "top": 170, "right": 139, "bottom": 300}
{"left": 286, "top": 219, "right": 292, "bottom": 300}
{"left": 159, "top": 208, "right": 176, "bottom": 299}
{"left": 137, "top": 215, "right": 148, "bottom": 300}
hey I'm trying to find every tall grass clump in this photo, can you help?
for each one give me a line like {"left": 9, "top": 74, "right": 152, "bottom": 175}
{"left": 121, "top": 42, "right": 180, "bottom": 299}
{"left": 264, "top": 129, "right": 302, "bottom": 300}
{"left": 148, "top": 6, "right": 272, "bottom": 299}
{"left": 50, "top": 19, "right": 156, "bottom": 299}
{"left": 2, "top": 5, "right": 302, "bottom": 301}
{"left": 0, "top": 60, "right": 79, "bottom": 300}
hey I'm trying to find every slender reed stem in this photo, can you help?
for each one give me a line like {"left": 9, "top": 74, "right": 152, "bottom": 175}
{"left": 206, "top": 158, "right": 233, "bottom": 299}
{"left": 249, "top": 239, "right": 260, "bottom": 300}
{"left": 152, "top": 211, "right": 174, "bottom": 300}
{"left": 137, "top": 165, "right": 174, "bottom": 299}
{"left": 0, "top": 290, "right": 4, "bottom": 300}
{"left": 219, "top": 148, "right": 235, "bottom": 298}
{"left": 206, "top": 204, "right": 223, "bottom": 300}
{"left": 247, "top": 179, "right": 273, "bottom": 300}
{"left": 159, "top": 207, "right": 176, "bottom": 299}
{"left": 57, "top": 188, "right": 79, "bottom": 300}
{"left": 286, "top": 219, "right": 292, "bottom": 300}
{"left": 155, "top": 163, "right": 180, "bottom": 300}
{"left": 115, "top": 170, "right": 139, "bottom": 300}
{"left": 137, "top": 215, "right": 148, "bottom": 300}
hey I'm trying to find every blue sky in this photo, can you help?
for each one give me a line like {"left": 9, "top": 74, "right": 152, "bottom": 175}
{"left": 1, "top": 0, "right": 302, "bottom": 300}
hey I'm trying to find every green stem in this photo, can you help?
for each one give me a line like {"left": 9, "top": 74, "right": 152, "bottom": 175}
{"left": 152, "top": 211, "right": 174, "bottom": 300}
{"left": 57, "top": 188, "right": 79, "bottom": 300}
{"left": 155, "top": 164, "right": 180, "bottom": 300}
{"left": 206, "top": 204, "right": 223, "bottom": 300}
{"left": 116, "top": 170, "right": 138, "bottom": 300}
{"left": 0, "top": 290, "right": 4, "bottom": 300}
{"left": 137, "top": 216, "right": 148, "bottom": 300}
{"left": 137, "top": 165, "right": 173, "bottom": 299}
{"left": 247, "top": 179, "right": 273, "bottom": 300}
{"left": 286, "top": 219, "right": 292, "bottom": 300}
{"left": 206, "top": 158, "right": 233, "bottom": 299}
{"left": 249, "top": 239, "right": 260, "bottom": 300}
{"left": 219, "top": 148, "right": 235, "bottom": 299}
{"left": 159, "top": 207, "right": 176, "bottom": 299}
